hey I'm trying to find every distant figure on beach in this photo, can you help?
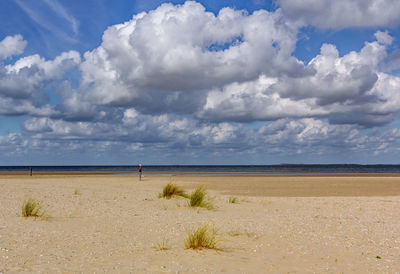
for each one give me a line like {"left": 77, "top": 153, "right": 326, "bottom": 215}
{"left": 29, "top": 166, "right": 32, "bottom": 176}
{"left": 138, "top": 164, "right": 142, "bottom": 181}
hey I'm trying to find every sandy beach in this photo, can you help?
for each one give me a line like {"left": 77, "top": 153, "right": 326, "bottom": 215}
{"left": 1, "top": 173, "right": 400, "bottom": 273}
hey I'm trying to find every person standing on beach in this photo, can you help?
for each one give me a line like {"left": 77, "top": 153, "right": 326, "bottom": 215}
{"left": 138, "top": 164, "right": 142, "bottom": 181}
{"left": 29, "top": 166, "right": 32, "bottom": 176}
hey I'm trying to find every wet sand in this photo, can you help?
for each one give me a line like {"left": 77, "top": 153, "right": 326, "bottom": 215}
{"left": 1, "top": 174, "right": 399, "bottom": 272}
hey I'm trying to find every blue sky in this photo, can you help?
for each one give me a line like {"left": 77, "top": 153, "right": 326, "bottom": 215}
{"left": 1, "top": 0, "right": 400, "bottom": 165}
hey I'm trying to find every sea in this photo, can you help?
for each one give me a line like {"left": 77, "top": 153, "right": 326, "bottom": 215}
{"left": 1, "top": 165, "right": 400, "bottom": 175}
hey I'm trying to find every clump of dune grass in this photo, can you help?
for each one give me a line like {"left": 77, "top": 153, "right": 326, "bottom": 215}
{"left": 188, "top": 186, "right": 213, "bottom": 209}
{"left": 185, "top": 223, "right": 219, "bottom": 250}
{"left": 22, "top": 199, "right": 42, "bottom": 217}
{"left": 159, "top": 183, "right": 188, "bottom": 199}
{"left": 74, "top": 189, "right": 81, "bottom": 195}
{"left": 228, "top": 196, "right": 239, "bottom": 204}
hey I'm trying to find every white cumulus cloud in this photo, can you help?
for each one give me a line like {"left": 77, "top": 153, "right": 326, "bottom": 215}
{"left": 80, "top": 1, "right": 303, "bottom": 110}
{"left": 0, "top": 35, "right": 27, "bottom": 60}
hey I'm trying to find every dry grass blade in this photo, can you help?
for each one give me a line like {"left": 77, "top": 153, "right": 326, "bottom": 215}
{"left": 228, "top": 197, "right": 239, "bottom": 204}
{"left": 154, "top": 237, "right": 169, "bottom": 251}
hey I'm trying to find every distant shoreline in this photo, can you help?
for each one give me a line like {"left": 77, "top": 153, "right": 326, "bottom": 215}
{"left": 2, "top": 171, "right": 400, "bottom": 177}
{"left": 2, "top": 164, "right": 400, "bottom": 173}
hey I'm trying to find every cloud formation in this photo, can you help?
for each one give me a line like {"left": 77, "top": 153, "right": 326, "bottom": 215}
{"left": 68, "top": 1, "right": 400, "bottom": 128}
{"left": 80, "top": 1, "right": 303, "bottom": 109}
{"left": 2, "top": 1, "right": 400, "bottom": 163}
{"left": 277, "top": 0, "right": 400, "bottom": 29}
{"left": 42, "top": 0, "right": 79, "bottom": 35}
{"left": 18, "top": 114, "right": 400, "bottom": 162}
{"left": 14, "top": 0, "right": 79, "bottom": 43}
{"left": 197, "top": 31, "right": 400, "bottom": 127}
{"left": 0, "top": 35, "right": 80, "bottom": 116}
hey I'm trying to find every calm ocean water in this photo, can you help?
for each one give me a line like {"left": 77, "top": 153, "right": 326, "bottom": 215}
{"left": 1, "top": 165, "right": 400, "bottom": 174}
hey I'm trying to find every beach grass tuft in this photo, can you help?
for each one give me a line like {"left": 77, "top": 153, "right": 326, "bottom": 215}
{"left": 228, "top": 196, "right": 239, "bottom": 204}
{"left": 155, "top": 238, "right": 169, "bottom": 251}
{"left": 159, "top": 183, "right": 188, "bottom": 199}
{"left": 74, "top": 189, "right": 81, "bottom": 195}
{"left": 22, "top": 199, "right": 42, "bottom": 217}
{"left": 185, "top": 223, "right": 219, "bottom": 250}
{"left": 188, "top": 186, "right": 213, "bottom": 209}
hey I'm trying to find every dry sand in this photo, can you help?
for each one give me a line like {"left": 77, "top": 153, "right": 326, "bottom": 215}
{"left": 1, "top": 173, "right": 400, "bottom": 273}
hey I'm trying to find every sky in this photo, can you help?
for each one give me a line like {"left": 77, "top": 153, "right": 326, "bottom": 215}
{"left": 1, "top": 0, "right": 400, "bottom": 165}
